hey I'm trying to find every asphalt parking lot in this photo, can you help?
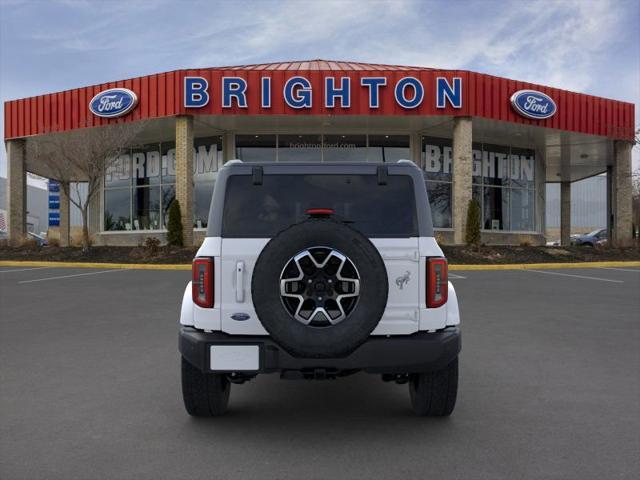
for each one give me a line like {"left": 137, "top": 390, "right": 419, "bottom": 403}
{"left": 1, "top": 265, "right": 639, "bottom": 480}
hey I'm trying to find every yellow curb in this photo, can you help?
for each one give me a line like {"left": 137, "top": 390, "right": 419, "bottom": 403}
{"left": 1, "top": 260, "right": 639, "bottom": 271}
{"left": 450, "top": 261, "right": 640, "bottom": 271}
{"left": 0, "top": 260, "right": 191, "bottom": 270}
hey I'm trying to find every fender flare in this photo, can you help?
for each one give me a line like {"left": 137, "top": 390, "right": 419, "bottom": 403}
{"left": 446, "top": 281, "right": 460, "bottom": 326}
{"left": 180, "top": 282, "right": 194, "bottom": 326}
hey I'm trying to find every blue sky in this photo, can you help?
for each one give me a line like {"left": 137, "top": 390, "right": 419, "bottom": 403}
{"left": 1, "top": 0, "right": 638, "bottom": 178}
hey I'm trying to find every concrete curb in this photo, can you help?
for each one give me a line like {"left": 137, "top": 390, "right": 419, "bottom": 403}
{"left": 1, "top": 260, "right": 639, "bottom": 271}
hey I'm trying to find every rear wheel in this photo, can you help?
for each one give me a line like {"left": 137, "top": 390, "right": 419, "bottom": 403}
{"left": 409, "top": 357, "right": 458, "bottom": 416}
{"left": 181, "top": 357, "right": 230, "bottom": 417}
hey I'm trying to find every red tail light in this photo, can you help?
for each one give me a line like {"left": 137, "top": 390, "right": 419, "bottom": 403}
{"left": 192, "top": 258, "right": 214, "bottom": 308}
{"left": 426, "top": 258, "right": 448, "bottom": 308}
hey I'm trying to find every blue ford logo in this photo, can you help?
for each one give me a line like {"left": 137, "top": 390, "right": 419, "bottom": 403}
{"left": 231, "top": 313, "right": 250, "bottom": 321}
{"left": 89, "top": 88, "right": 138, "bottom": 118}
{"left": 510, "top": 89, "right": 556, "bottom": 120}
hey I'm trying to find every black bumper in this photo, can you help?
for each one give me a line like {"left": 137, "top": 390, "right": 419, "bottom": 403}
{"left": 179, "top": 326, "right": 460, "bottom": 375}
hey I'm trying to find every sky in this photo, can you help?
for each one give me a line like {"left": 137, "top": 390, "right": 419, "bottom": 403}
{"left": 1, "top": 0, "right": 639, "bottom": 182}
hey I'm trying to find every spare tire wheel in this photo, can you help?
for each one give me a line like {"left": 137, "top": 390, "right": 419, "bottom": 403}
{"left": 251, "top": 219, "right": 388, "bottom": 358}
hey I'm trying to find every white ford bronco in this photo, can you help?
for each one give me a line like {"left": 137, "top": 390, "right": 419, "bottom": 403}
{"left": 179, "top": 160, "right": 461, "bottom": 416}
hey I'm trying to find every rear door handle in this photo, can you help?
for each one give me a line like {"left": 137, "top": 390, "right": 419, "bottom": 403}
{"left": 235, "top": 261, "right": 245, "bottom": 302}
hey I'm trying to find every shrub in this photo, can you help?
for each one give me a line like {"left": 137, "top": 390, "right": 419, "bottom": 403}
{"left": 48, "top": 237, "right": 60, "bottom": 247}
{"left": 465, "top": 199, "right": 481, "bottom": 246}
{"left": 144, "top": 236, "right": 161, "bottom": 256}
{"left": 167, "top": 200, "right": 183, "bottom": 247}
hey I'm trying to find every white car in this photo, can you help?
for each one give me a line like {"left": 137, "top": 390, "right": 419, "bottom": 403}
{"left": 179, "top": 160, "right": 461, "bottom": 416}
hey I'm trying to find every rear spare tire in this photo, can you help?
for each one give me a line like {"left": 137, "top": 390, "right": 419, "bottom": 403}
{"left": 252, "top": 219, "right": 388, "bottom": 358}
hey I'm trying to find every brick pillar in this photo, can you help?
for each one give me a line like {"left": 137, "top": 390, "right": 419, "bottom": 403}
{"left": 175, "top": 115, "right": 194, "bottom": 246}
{"left": 6, "top": 139, "right": 27, "bottom": 245}
{"left": 59, "top": 182, "right": 70, "bottom": 247}
{"left": 611, "top": 141, "right": 633, "bottom": 247}
{"left": 452, "top": 117, "right": 473, "bottom": 244}
{"left": 560, "top": 181, "right": 571, "bottom": 246}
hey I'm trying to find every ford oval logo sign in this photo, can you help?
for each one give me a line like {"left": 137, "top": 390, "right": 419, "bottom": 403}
{"left": 510, "top": 90, "right": 556, "bottom": 120}
{"left": 89, "top": 88, "right": 138, "bottom": 118}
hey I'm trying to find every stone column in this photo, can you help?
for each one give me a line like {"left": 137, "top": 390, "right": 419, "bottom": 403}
{"left": 560, "top": 181, "right": 571, "bottom": 246}
{"left": 175, "top": 115, "right": 194, "bottom": 246}
{"left": 6, "top": 139, "right": 27, "bottom": 245}
{"left": 222, "top": 133, "right": 236, "bottom": 163}
{"left": 410, "top": 133, "right": 422, "bottom": 168}
{"left": 452, "top": 117, "right": 473, "bottom": 244}
{"left": 610, "top": 141, "right": 633, "bottom": 247}
{"left": 59, "top": 182, "right": 70, "bottom": 247}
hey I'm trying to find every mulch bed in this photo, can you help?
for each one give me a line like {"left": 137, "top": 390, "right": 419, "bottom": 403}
{"left": 1, "top": 243, "right": 638, "bottom": 265}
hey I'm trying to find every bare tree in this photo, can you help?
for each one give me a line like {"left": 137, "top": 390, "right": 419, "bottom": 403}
{"left": 27, "top": 122, "right": 143, "bottom": 250}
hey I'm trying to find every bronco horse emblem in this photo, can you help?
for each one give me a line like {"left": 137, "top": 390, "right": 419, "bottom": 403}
{"left": 395, "top": 270, "right": 411, "bottom": 290}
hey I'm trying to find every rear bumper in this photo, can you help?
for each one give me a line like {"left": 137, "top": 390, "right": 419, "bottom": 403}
{"left": 179, "top": 326, "right": 461, "bottom": 375}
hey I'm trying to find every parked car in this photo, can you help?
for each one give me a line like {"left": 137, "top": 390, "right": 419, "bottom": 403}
{"left": 179, "top": 160, "right": 461, "bottom": 417}
{"left": 571, "top": 229, "right": 607, "bottom": 247}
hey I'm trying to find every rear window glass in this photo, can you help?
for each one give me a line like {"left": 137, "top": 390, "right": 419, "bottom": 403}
{"left": 222, "top": 174, "right": 417, "bottom": 237}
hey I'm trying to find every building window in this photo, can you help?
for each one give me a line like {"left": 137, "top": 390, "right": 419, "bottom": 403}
{"left": 103, "top": 136, "right": 222, "bottom": 232}
{"left": 235, "top": 134, "right": 410, "bottom": 163}
{"left": 322, "top": 134, "right": 367, "bottom": 162}
{"left": 104, "top": 188, "right": 131, "bottom": 231}
{"left": 278, "top": 134, "right": 323, "bottom": 162}
{"left": 368, "top": 135, "right": 410, "bottom": 162}
{"left": 422, "top": 136, "right": 537, "bottom": 232}
{"left": 422, "top": 136, "right": 453, "bottom": 228}
{"left": 236, "top": 135, "right": 277, "bottom": 162}
{"left": 193, "top": 136, "right": 223, "bottom": 228}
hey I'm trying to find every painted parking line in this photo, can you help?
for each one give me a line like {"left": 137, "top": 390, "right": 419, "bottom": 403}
{"left": 597, "top": 267, "right": 640, "bottom": 273}
{"left": 0, "top": 267, "right": 53, "bottom": 273}
{"left": 448, "top": 273, "right": 467, "bottom": 279}
{"left": 18, "top": 269, "right": 127, "bottom": 284}
{"left": 525, "top": 269, "right": 623, "bottom": 283}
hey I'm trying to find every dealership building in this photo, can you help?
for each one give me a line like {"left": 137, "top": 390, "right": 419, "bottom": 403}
{"left": 3, "top": 60, "right": 636, "bottom": 246}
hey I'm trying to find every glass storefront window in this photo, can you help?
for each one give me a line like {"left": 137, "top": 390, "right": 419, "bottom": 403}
{"left": 193, "top": 137, "right": 222, "bottom": 228}
{"left": 278, "top": 134, "right": 322, "bottom": 162}
{"left": 422, "top": 136, "right": 453, "bottom": 182}
{"left": 161, "top": 142, "right": 176, "bottom": 184}
{"left": 132, "top": 143, "right": 161, "bottom": 187}
{"left": 105, "top": 153, "right": 131, "bottom": 188}
{"left": 510, "top": 188, "right": 535, "bottom": 231}
{"left": 509, "top": 147, "right": 535, "bottom": 188}
{"left": 368, "top": 135, "right": 410, "bottom": 162}
{"left": 133, "top": 186, "right": 161, "bottom": 230}
{"left": 483, "top": 186, "right": 509, "bottom": 230}
{"left": 426, "top": 181, "right": 452, "bottom": 228}
{"left": 161, "top": 185, "right": 176, "bottom": 228}
{"left": 104, "top": 188, "right": 131, "bottom": 231}
{"left": 236, "top": 135, "right": 277, "bottom": 162}
{"left": 482, "top": 143, "right": 510, "bottom": 187}
{"left": 322, "top": 134, "right": 367, "bottom": 162}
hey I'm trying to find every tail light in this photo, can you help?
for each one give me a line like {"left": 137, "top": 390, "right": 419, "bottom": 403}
{"left": 192, "top": 257, "right": 214, "bottom": 308}
{"left": 426, "top": 257, "right": 448, "bottom": 308}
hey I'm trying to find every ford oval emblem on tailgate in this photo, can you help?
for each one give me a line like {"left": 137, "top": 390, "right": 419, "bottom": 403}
{"left": 231, "top": 313, "right": 250, "bottom": 321}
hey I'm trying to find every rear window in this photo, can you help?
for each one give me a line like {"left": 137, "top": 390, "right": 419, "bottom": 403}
{"left": 222, "top": 174, "right": 418, "bottom": 237}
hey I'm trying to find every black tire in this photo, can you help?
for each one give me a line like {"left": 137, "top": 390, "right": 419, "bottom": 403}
{"left": 409, "top": 357, "right": 458, "bottom": 416}
{"left": 181, "top": 357, "right": 230, "bottom": 417}
{"left": 252, "top": 218, "right": 388, "bottom": 358}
